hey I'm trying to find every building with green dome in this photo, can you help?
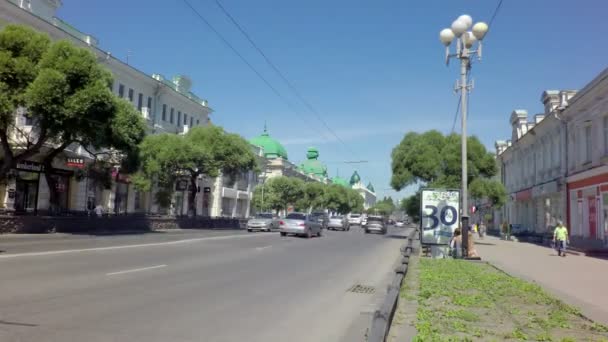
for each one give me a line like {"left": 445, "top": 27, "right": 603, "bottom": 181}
{"left": 299, "top": 147, "right": 328, "bottom": 180}
{"left": 332, "top": 176, "right": 350, "bottom": 187}
{"left": 367, "top": 182, "right": 375, "bottom": 193}
{"left": 249, "top": 124, "right": 288, "bottom": 160}
{"left": 349, "top": 170, "right": 377, "bottom": 210}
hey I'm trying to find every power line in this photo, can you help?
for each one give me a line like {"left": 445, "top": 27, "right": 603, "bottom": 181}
{"left": 450, "top": 95, "right": 461, "bottom": 134}
{"left": 487, "top": 0, "right": 504, "bottom": 38}
{"left": 180, "top": 0, "right": 332, "bottom": 143}
{"left": 213, "top": 0, "right": 358, "bottom": 158}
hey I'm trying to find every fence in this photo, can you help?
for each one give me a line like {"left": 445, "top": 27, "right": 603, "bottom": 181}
{"left": 367, "top": 227, "right": 419, "bottom": 342}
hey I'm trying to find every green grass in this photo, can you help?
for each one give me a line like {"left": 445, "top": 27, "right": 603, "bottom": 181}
{"left": 411, "top": 259, "right": 608, "bottom": 341}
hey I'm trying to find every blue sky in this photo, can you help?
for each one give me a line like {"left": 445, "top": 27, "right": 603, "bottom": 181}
{"left": 58, "top": 0, "right": 608, "bottom": 202}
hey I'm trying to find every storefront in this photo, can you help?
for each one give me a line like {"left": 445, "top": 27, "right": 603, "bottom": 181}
{"left": 531, "top": 180, "right": 563, "bottom": 234}
{"left": 13, "top": 161, "right": 43, "bottom": 213}
{"left": 567, "top": 171, "right": 608, "bottom": 246}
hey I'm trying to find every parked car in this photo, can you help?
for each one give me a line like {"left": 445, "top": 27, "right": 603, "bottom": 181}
{"left": 395, "top": 221, "right": 405, "bottom": 227}
{"left": 247, "top": 213, "right": 278, "bottom": 232}
{"left": 361, "top": 216, "right": 368, "bottom": 227}
{"left": 328, "top": 215, "right": 349, "bottom": 231}
{"left": 348, "top": 213, "right": 363, "bottom": 226}
{"left": 310, "top": 211, "right": 329, "bottom": 230}
{"left": 279, "top": 212, "right": 323, "bottom": 238}
{"left": 365, "top": 216, "right": 387, "bottom": 234}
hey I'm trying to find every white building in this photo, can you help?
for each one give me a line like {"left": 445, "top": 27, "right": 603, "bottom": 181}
{"left": 562, "top": 68, "right": 608, "bottom": 248}
{"left": 0, "top": 0, "right": 258, "bottom": 218}
{"left": 496, "top": 90, "right": 576, "bottom": 234}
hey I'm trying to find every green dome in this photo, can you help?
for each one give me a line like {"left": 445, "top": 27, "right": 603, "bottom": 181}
{"left": 366, "top": 182, "right": 375, "bottom": 192}
{"left": 300, "top": 147, "right": 328, "bottom": 178}
{"left": 350, "top": 171, "right": 361, "bottom": 186}
{"left": 249, "top": 125, "right": 288, "bottom": 160}
{"left": 332, "top": 176, "right": 349, "bottom": 187}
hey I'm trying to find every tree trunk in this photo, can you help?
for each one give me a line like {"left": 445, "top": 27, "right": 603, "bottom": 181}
{"left": 187, "top": 173, "right": 199, "bottom": 217}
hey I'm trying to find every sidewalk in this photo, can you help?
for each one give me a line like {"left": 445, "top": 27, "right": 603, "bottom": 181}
{"left": 475, "top": 235, "right": 608, "bottom": 326}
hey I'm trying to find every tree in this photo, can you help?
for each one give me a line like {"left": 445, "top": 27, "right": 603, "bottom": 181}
{"left": 324, "top": 184, "right": 348, "bottom": 214}
{"left": 137, "top": 126, "right": 257, "bottom": 215}
{"left": 469, "top": 178, "right": 507, "bottom": 208}
{"left": 391, "top": 130, "right": 497, "bottom": 190}
{"left": 345, "top": 188, "right": 364, "bottom": 214}
{"left": 297, "top": 182, "right": 327, "bottom": 212}
{"left": 0, "top": 25, "right": 146, "bottom": 211}
{"left": 401, "top": 192, "right": 421, "bottom": 222}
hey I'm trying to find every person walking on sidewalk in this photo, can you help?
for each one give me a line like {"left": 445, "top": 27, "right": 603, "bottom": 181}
{"left": 553, "top": 221, "right": 569, "bottom": 257}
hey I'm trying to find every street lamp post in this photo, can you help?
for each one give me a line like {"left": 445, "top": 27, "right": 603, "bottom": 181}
{"left": 440, "top": 15, "right": 488, "bottom": 257}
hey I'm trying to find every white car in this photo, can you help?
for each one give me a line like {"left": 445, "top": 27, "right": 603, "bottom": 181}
{"left": 395, "top": 221, "right": 405, "bottom": 227}
{"left": 348, "top": 214, "right": 362, "bottom": 226}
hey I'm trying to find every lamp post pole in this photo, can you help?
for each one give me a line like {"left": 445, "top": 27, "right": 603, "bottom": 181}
{"left": 439, "top": 15, "right": 488, "bottom": 257}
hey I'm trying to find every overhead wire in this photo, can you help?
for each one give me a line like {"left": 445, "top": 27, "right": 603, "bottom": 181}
{"left": 180, "top": 0, "right": 333, "bottom": 143}
{"left": 212, "top": 0, "right": 360, "bottom": 159}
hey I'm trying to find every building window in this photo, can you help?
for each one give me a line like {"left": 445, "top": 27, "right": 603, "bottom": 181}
{"left": 190, "top": 117, "right": 194, "bottom": 127}
{"left": 177, "top": 111, "right": 181, "bottom": 126}
{"left": 118, "top": 84, "right": 125, "bottom": 98}
{"left": 147, "top": 96, "right": 152, "bottom": 111}
{"left": 170, "top": 108, "right": 174, "bottom": 123}
{"left": 543, "top": 143, "right": 549, "bottom": 172}
{"left": 196, "top": 119, "right": 200, "bottom": 126}
{"left": 162, "top": 104, "right": 167, "bottom": 121}
{"left": 128, "top": 88, "right": 134, "bottom": 102}
{"left": 137, "top": 93, "right": 143, "bottom": 111}
{"left": 24, "top": 114, "right": 33, "bottom": 126}
{"left": 183, "top": 113, "right": 188, "bottom": 126}
{"left": 604, "top": 116, "right": 608, "bottom": 156}
{"left": 585, "top": 125, "right": 592, "bottom": 163}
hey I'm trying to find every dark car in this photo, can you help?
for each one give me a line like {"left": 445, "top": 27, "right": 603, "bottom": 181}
{"left": 365, "top": 215, "right": 387, "bottom": 234}
{"left": 310, "top": 211, "right": 329, "bottom": 230}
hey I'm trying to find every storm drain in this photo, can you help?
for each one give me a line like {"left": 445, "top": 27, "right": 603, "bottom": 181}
{"left": 347, "top": 284, "right": 376, "bottom": 294}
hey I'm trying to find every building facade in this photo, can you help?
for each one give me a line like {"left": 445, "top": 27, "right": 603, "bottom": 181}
{"left": 496, "top": 90, "right": 575, "bottom": 235}
{"left": 0, "top": 0, "right": 261, "bottom": 218}
{"left": 562, "top": 69, "right": 608, "bottom": 248}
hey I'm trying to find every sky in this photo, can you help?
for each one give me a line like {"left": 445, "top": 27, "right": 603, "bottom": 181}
{"left": 57, "top": 0, "right": 608, "bottom": 203}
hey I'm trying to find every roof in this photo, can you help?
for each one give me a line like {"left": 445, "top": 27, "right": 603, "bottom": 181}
{"left": 332, "top": 176, "right": 349, "bottom": 187}
{"left": 249, "top": 125, "right": 288, "bottom": 160}
{"left": 366, "top": 182, "right": 375, "bottom": 192}
{"left": 299, "top": 147, "right": 327, "bottom": 178}
{"left": 350, "top": 171, "right": 361, "bottom": 185}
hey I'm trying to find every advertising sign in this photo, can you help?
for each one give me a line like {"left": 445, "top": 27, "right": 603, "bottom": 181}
{"left": 420, "top": 189, "right": 460, "bottom": 245}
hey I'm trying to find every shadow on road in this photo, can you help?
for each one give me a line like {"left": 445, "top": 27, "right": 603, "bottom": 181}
{"left": 0, "top": 320, "right": 38, "bottom": 327}
{"left": 384, "top": 234, "right": 409, "bottom": 240}
{"left": 475, "top": 242, "right": 496, "bottom": 246}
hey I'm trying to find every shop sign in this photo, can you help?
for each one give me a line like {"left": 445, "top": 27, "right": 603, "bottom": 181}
{"left": 66, "top": 158, "right": 85, "bottom": 168}
{"left": 16, "top": 161, "right": 42, "bottom": 172}
{"left": 515, "top": 189, "right": 532, "bottom": 201}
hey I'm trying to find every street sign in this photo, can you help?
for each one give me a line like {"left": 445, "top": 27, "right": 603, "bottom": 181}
{"left": 420, "top": 189, "right": 460, "bottom": 245}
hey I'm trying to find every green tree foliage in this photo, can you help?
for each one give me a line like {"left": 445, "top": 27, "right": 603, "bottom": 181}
{"left": 0, "top": 25, "right": 146, "bottom": 211}
{"left": 297, "top": 181, "right": 327, "bottom": 212}
{"left": 368, "top": 196, "right": 396, "bottom": 216}
{"left": 391, "top": 130, "right": 497, "bottom": 190}
{"left": 401, "top": 192, "right": 421, "bottom": 222}
{"left": 250, "top": 176, "right": 304, "bottom": 213}
{"left": 137, "top": 126, "right": 257, "bottom": 215}
{"left": 469, "top": 178, "right": 508, "bottom": 208}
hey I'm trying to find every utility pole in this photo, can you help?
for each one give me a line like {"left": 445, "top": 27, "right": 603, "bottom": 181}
{"left": 440, "top": 15, "right": 488, "bottom": 257}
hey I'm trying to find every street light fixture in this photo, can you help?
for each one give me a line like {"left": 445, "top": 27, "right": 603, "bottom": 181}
{"left": 439, "top": 14, "right": 488, "bottom": 258}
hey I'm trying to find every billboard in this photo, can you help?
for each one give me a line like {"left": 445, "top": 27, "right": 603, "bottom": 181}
{"left": 420, "top": 189, "right": 460, "bottom": 245}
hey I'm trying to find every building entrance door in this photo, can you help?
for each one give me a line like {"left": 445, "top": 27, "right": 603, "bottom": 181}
{"left": 588, "top": 196, "right": 597, "bottom": 239}
{"left": 15, "top": 177, "right": 38, "bottom": 212}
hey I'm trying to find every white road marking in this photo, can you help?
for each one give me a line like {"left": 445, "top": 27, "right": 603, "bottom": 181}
{"left": 255, "top": 245, "right": 272, "bottom": 251}
{"left": 0, "top": 233, "right": 268, "bottom": 259}
{"left": 106, "top": 264, "right": 167, "bottom": 276}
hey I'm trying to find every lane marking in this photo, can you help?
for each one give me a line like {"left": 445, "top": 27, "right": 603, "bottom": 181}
{"left": 255, "top": 245, "right": 272, "bottom": 251}
{"left": 0, "top": 233, "right": 268, "bottom": 259}
{"left": 106, "top": 264, "right": 167, "bottom": 276}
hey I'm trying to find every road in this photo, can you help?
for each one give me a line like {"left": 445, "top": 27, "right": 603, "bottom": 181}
{"left": 0, "top": 226, "right": 410, "bottom": 342}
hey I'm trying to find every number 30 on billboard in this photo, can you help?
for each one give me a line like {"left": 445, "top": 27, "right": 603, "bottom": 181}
{"left": 420, "top": 189, "right": 460, "bottom": 245}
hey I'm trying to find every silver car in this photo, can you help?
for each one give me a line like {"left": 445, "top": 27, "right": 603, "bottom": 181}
{"left": 247, "top": 213, "right": 277, "bottom": 232}
{"left": 365, "top": 216, "right": 387, "bottom": 234}
{"left": 279, "top": 212, "right": 323, "bottom": 238}
{"left": 328, "top": 215, "right": 349, "bottom": 231}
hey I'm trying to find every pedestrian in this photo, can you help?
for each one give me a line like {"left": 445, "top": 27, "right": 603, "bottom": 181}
{"left": 553, "top": 220, "right": 569, "bottom": 257}
{"left": 94, "top": 204, "right": 104, "bottom": 218}
{"left": 479, "top": 221, "right": 486, "bottom": 239}
{"left": 449, "top": 228, "right": 462, "bottom": 258}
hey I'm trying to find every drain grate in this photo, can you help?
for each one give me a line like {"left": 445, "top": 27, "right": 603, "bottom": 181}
{"left": 347, "top": 284, "right": 376, "bottom": 294}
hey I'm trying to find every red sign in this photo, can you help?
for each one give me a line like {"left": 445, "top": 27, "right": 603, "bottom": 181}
{"left": 588, "top": 196, "right": 597, "bottom": 239}
{"left": 515, "top": 189, "right": 532, "bottom": 201}
{"left": 66, "top": 158, "right": 85, "bottom": 169}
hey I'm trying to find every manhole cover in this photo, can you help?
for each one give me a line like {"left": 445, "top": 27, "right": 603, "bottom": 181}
{"left": 347, "top": 284, "right": 376, "bottom": 294}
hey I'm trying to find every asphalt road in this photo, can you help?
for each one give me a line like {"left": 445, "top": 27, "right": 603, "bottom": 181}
{"left": 0, "top": 226, "right": 411, "bottom": 342}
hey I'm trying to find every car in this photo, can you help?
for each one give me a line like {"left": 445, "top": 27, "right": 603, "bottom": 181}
{"left": 395, "top": 221, "right": 405, "bottom": 227}
{"left": 348, "top": 213, "right": 363, "bottom": 226}
{"left": 365, "top": 216, "right": 387, "bottom": 234}
{"left": 361, "top": 216, "right": 368, "bottom": 227}
{"left": 310, "top": 211, "right": 329, "bottom": 230}
{"left": 279, "top": 212, "right": 323, "bottom": 238}
{"left": 328, "top": 215, "right": 349, "bottom": 231}
{"left": 247, "top": 213, "right": 278, "bottom": 232}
